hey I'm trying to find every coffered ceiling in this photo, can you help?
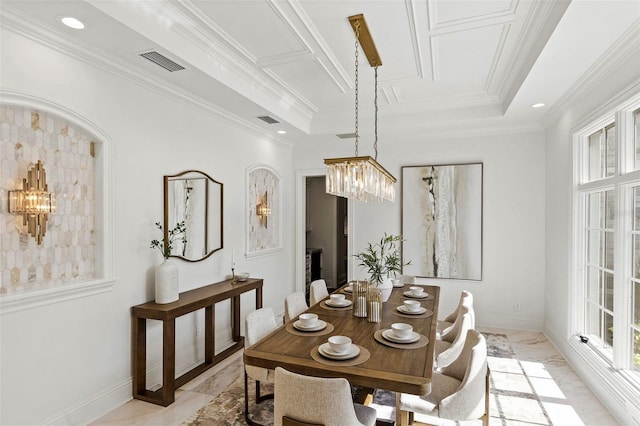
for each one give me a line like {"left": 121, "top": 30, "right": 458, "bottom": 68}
{"left": 2, "top": 1, "right": 639, "bottom": 143}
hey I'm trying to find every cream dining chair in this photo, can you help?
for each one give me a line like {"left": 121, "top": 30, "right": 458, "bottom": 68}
{"left": 435, "top": 311, "right": 474, "bottom": 369}
{"left": 274, "top": 367, "right": 377, "bottom": 426}
{"left": 397, "top": 329, "right": 489, "bottom": 426}
{"left": 309, "top": 279, "right": 329, "bottom": 306}
{"left": 244, "top": 307, "right": 279, "bottom": 426}
{"left": 437, "top": 290, "right": 474, "bottom": 336}
{"left": 284, "top": 291, "right": 308, "bottom": 323}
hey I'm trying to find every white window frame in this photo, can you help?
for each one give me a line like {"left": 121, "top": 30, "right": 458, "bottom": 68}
{"left": 572, "top": 93, "right": 640, "bottom": 386}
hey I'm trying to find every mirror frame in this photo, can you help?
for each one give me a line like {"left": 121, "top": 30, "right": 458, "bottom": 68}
{"left": 164, "top": 170, "right": 224, "bottom": 262}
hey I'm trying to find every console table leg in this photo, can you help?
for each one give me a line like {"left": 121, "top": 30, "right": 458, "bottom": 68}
{"left": 205, "top": 305, "right": 215, "bottom": 363}
{"left": 133, "top": 317, "right": 146, "bottom": 396}
{"left": 161, "top": 319, "right": 176, "bottom": 406}
{"left": 232, "top": 296, "right": 240, "bottom": 342}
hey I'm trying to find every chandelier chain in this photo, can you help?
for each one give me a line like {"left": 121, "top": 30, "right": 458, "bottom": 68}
{"left": 374, "top": 65, "right": 378, "bottom": 161}
{"left": 354, "top": 21, "right": 359, "bottom": 157}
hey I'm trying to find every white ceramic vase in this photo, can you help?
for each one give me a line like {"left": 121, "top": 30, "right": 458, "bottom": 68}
{"left": 378, "top": 277, "right": 394, "bottom": 302}
{"left": 155, "top": 258, "right": 179, "bottom": 304}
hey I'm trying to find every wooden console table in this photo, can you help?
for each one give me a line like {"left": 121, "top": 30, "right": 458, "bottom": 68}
{"left": 132, "top": 277, "right": 263, "bottom": 406}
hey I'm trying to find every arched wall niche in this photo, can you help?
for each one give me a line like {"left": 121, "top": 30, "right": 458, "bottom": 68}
{"left": 0, "top": 90, "right": 114, "bottom": 314}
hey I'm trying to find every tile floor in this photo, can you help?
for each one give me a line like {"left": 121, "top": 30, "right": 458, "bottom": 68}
{"left": 92, "top": 327, "right": 617, "bottom": 425}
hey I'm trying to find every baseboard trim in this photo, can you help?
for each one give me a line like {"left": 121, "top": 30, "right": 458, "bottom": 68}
{"left": 43, "top": 328, "right": 237, "bottom": 425}
{"left": 478, "top": 315, "right": 544, "bottom": 331}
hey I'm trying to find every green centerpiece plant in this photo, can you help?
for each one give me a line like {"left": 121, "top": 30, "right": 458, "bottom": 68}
{"left": 354, "top": 233, "right": 410, "bottom": 286}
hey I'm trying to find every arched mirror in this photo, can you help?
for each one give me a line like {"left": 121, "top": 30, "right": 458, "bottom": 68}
{"left": 164, "top": 170, "right": 223, "bottom": 262}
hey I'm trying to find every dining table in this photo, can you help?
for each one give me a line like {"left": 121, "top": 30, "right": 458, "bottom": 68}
{"left": 243, "top": 282, "right": 440, "bottom": 410}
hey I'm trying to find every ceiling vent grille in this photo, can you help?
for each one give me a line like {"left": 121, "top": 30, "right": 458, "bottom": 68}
{"left": 257, "top": 115, "right": 280, "bottom": 124}
{"left": 336, "top": 133, "right": 357, "bottom": 139}
{"left": 139, "top": 51, "right": 185, "bottom": 72}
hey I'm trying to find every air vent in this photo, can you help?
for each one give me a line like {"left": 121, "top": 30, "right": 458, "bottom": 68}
{"left": 257, "top": 115, "right": 280, "bottom": 124}
{"left": 336, "top": 133, "right": 357, "bottom": 139}
{"left": 139, "top": 51, "right": 185, "bottom": 72}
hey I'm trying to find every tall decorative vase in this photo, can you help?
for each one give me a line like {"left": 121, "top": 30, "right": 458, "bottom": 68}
{"left": 155, "top": 258, "right": 179, "bottom": 304}
{"left": 378, "top": 277, "right": 394, "bottom": 302}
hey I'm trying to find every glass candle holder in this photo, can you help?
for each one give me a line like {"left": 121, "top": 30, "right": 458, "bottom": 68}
{"left": 367, "top": 287, "right": 383, "bottom": 323}
{"left": 352, "top": 280, "right": 368, "bottom": 318}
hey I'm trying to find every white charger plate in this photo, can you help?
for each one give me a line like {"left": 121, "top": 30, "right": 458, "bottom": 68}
{"left": 293, "top": 319, "right": 327, "bottom": 332}
{"left": 382, "top": 329, "right": 421, "bottom": 344}
{"left": 397, "top": 305, "right": 427, "bottom": 315}
{"left": 318, "top": 342, "right": 360, "bottom": 360}
{"left": 325, "top": 299, "right": 353, "bottom": 308}
{"left": 403, "top": 291, "right": 429, "bottom": 299}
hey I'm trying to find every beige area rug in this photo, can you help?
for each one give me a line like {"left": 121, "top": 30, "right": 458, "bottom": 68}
{"left": 182, "top": 333, "right": 553, "bottom": 425}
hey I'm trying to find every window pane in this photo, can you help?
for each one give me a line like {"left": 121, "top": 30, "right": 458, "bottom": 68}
{"left": 635, "top": 108, "right": 640, "bottom": 170}
{"left": 588, "top": 192, "right": 604, "bottom": 228}
{"left": 587, "top": 230, "right": 603, "bottom": 267}
{"left": 586, "top": 301, "right": 600, "bottom": 335}
{"left": 634, "top": 329, "right": 640, "bottom": 370}
{"left": 635, "top": 281, "right": 640, "bottom": 324}
{"left": 605, "top": 231, "right": 614, "bottom": 270}
{"left": 588, "top": 130, "right": 604, "bottom": 181}
{"left": 586, "top": 266, "right": 600, "bottom": 301}
{"left": 604, "top": 312, "right": 614, "bottom": 347}
{"left": 635, "top": 187, "right": 640, "bottom": 231}
{"left": 604, "top": 272, "right": 614, "bottom": 311}
{"left": 605, "top": 190, "right": 615, "bottom": 229}
{"left": 605, "top": 124, "right": 616, "bottom": 177}
{"left": 634, "top": 235, "right": 640, "bottom": 279}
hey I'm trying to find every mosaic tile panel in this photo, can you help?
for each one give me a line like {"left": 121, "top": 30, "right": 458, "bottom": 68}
{"left": 0, "top": 105, "right": 96, "bottom": 294}
{"left": 247, "top": 167, "right": 280, "bottom": 254}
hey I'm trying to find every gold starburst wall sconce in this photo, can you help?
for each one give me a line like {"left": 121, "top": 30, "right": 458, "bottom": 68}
{"left": 8, "top": 160, "right": 56, "bottom": 245}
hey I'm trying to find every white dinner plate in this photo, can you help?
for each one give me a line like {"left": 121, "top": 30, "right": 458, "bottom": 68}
{"left": 403, "top": 291, "right": 429, "bottom": 299}
{"left": 382, "top": 329, "right": 421, "bottom": 344}
{"left": 318, "top": 342, "right": 360, "bottom": 360}
{"left": 325, "top": 299, "right": 353, "bottom": 308}
{"left": 397, "top": 305, "right": 427, "bottom": 315}
{"left": 343, "top": 286, "right": 353, "bottom": 293}
{"left": 293, "top": 319, "right": 327, "bottom": 332}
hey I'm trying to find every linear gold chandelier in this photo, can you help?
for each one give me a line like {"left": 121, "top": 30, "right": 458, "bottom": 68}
{"left": 324, "top": 14, "right": 396, "bottom": 202}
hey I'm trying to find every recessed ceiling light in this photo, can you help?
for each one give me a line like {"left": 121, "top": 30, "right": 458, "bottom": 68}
{"left": 277, "top": 130, "right": 286, "bottom": 134}
{"left": 531, "top": 103, "right": 545, "bottom": 108}
{"left": 59, "top": 16, "right": 85, "bottom": 30}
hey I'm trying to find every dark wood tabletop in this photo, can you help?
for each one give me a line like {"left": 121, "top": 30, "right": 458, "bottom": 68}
{"left": 244, "top": 283, "right": 439, "bottom": 395}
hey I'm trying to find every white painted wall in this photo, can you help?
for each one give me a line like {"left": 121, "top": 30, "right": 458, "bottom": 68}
{"left": 294, "top": 129, "right": 547, "bottom": 331}
{"left": 0, "top": 28, "right": 293, "bottom": 425}
{"left": 543, "top": 42, "right": 640, "bottom": 423}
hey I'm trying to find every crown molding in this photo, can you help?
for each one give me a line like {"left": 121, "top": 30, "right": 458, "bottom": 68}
{"left": 541, "top": 20, "right": 640, "bottom": 129}
{"left": 498, "top": 0, "right": 571, "bottom": 112}
{"left": 0, "top": 5, "right": 294, "bottom": 149}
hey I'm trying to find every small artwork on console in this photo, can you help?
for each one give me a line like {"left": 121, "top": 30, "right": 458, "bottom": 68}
{"left": 401, "top": 163, "right": 483, "bottom": 281}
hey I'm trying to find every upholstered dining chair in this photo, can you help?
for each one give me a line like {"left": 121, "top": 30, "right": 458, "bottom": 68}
{"left": 284, "top": 291, "right": 308, "bottom": 323}
{"left": 245, "top": 307, "right": 279, "bottom": 426}
{"left": 396, "top": 329, "right": 489, "bottom": 426}
{"left": 435, "top": 311, "right": 474, "bottom": 369}
{"left": 273, "top": 367, "right": 377, "bottom": 426}
{"left": 437, "top": 290, "right": 474, "bottom": 336}
{"left": 309, "top": 279, "right": 329, "bottom": 306}
{"left": 400, "top": 274, "right": 416, "bottom": 284}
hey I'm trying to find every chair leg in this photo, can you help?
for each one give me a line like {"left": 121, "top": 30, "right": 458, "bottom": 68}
{"left": 244, "top": 370, "right": 274, "bottom": 426}
{"left": 395, "top": 393, "right": 410, "bottom": 426}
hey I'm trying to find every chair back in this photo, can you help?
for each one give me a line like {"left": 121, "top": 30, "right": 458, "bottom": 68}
{"left": 309, "top": 279, "right": 329, "bottom": 306}
{"left": 246, "top": 307, "right": 278, "bottom": 347}
{"left": 437, "top": 312, "right": 473, "bottom": 368}
{"left": 285, "top": 291, "right": 308, "bottom": 323}
{"left": 274, "top": 367, "right": 366, "bottom": 426}
{"left": 438, "top": 329, "right": 488, "bottom": 421}
{"left": 440, "top": 299, "right": 474, "bottom": 344}
{"left": 400, "top": 275, "right": 416, "bottom": 284}
{"left": 443, "top": 290, "right": 473, "bottom": 324}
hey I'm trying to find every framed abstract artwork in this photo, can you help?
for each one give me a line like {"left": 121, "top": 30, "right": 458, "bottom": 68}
{"left": 401, "top": 163, "right": 483, "bottom": 281}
